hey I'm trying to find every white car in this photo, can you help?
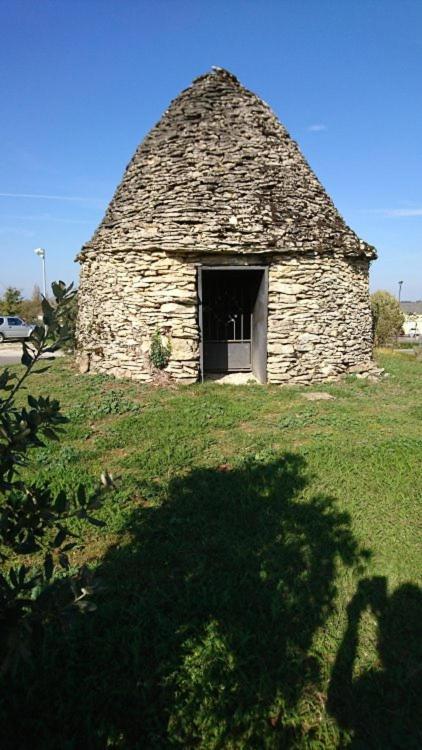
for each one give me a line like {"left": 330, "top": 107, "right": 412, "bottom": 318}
{"left": 0, "top": 316, "right": 35, "bottom": 342}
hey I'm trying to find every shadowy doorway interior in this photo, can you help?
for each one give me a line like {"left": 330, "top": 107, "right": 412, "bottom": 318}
{"left": 199, "top": 267, "right": 268, "bottom": 383}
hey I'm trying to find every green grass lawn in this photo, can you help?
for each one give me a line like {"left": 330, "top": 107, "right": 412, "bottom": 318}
{"left": 1, "top": 351, "right": 421, "bottom": 749}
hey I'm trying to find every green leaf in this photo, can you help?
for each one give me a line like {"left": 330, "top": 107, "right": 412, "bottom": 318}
{"left": 30, "top": 325, "right": 45, "bottom": 343}
{"left": 9, "top": 567, "right": 18, "bottom": 588}
{"left": 42, "top": 427, "right": 60, "bottom": 441}
{"left": 58, "top": 553, "right": 69, "bottom": 570}
{"left": 41, "top": 298, "right": 55, "bottom": 326}
{"left": 0, "top": 369, "right": 13, "bottom": 389}
{"left": 18, "top": 565, "right": 28, "bottom": 585}
{"left": 77, "top": 485, "right": 86, "bottom": 506}
{"left": 27, "top": 409, "right": 42, "bottom": 427}
{"left": 44, "top": 553, "right": 54, "bottom": 582}
{"left": 54, "top": 491, "right": 67, "bottom": 514}
{"left": 86, "top": 516, "right": 106, "bottom": 528}
{"left": 61, "top": 542, "right": 77, "bottom": 552}
{"left": 44, "top": 341, "right": 62, "bottom": 353}
{"left": 21, "top": 350, "right": 33, "bottom": 367}
{"left": 51, "top": 281, "right": 65, "bottom": 300}
{"left": 53, "top": 528, "right": 67, "bottom": 548}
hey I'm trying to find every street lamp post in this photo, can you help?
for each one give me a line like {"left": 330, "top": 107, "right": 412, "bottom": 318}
{"left": 397, "top": 281, "right": 404, "bottom": 345}
{"left": 34, "top": 247, "right": 47, "bottom": 298}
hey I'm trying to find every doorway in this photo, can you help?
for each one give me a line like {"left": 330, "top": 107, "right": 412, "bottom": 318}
{"left": 198, "top": 267, "right": 268, "bottom": 383}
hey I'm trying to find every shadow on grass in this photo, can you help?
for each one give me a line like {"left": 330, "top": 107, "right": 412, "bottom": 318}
{"left": 2, "top": 454, "right": 368, "bottom": 749}
{"left": 328, "top": 577, "right": 422, "bottom": 749}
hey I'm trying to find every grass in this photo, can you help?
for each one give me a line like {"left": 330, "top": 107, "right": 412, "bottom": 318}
{"left": 1, "top": 351, "right": 421, "bottom": 749}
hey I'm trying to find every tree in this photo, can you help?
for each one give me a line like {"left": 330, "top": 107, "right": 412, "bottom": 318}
{"left": 55, "top": 286, "right": 78, "bottom": 351}
{"left": 371, "top": 291, "right": 405, "bottom": 346}
{"left": 20, "top": 285, "right": 42, "bottom": 323}
{"left": 0, "top": 287, "right": 23, "bottom": 315}
{"left": 0, "top": 282, "right": 111, "bottom": 673}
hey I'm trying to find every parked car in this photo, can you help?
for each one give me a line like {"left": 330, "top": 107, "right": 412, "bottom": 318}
{"left": 0, "top": 316, "right": 35, "bottom": 342}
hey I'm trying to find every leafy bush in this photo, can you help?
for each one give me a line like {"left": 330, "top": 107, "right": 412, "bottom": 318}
{"left": 0, "top": 282, "right": 110, "bottom": 673}
{"left": 371, "top": 291, "right": 404, "bottom": 346}
{"left": 149, "top": 328, "right": 172, "bottom": 369}
{"left": 19, "top": 285, "right": 42, "bottom": 324}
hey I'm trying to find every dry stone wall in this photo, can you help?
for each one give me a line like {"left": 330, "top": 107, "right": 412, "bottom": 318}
{"left": 77, "top": 250, "right": 199, "bottom": 382}
{"left": 267, "top": 252, "right": 372, "bottom": 383}
{"left": 77, "top": 249, "right": 372, "bottom": 385}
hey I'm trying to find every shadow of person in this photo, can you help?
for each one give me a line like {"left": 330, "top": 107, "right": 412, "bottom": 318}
{"left": 327, "top": 577, "right": 422, "bottom": 749}
{"left": 1, "top": 454, "right": 368, "bottom": 749}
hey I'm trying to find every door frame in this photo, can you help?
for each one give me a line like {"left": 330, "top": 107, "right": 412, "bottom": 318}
{"left": 198, "top": 265, "right": 268, "bottom": 383}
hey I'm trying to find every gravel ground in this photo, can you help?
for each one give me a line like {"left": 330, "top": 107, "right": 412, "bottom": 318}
{"left": 0, "top": 343, "right": 63, "bottom": 366}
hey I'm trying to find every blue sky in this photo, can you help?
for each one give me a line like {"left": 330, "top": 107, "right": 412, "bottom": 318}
{"left": 1, "top": 0, "right": 421, "bottom": 299}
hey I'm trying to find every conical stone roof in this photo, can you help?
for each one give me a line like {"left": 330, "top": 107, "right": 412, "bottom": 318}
{"left": 80, "top": 68, "right": 376, "bottom": 259}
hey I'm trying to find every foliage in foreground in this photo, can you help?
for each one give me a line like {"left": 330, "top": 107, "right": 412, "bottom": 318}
{"left": 0, "top": 282, "right": 107, "bottom": 674}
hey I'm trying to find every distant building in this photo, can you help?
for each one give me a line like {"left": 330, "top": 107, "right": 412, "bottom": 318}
{"left": 77, "top": 68, "right": 376, "bottom": 384}
{"left": 401, "top": 301, "right": 422, "bottom": 336}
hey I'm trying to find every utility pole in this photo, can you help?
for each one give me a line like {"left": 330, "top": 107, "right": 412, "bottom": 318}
{"left": 397, "top": 281, "right": 404, "bottom": 344}
{"left": 34, "top": 248, "right": 47, "bottom": 298}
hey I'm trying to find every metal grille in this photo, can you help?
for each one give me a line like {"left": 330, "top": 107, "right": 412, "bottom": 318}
{"left": 202, "top": 270, "right": 263, "bottom": 372}
{"left": 203, "top": 273, "right": 254, "bottom": 344}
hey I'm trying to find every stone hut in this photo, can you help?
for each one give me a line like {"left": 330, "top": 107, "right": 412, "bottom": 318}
{"left": 76, "top": 68, "right": 376, "bottom": 384}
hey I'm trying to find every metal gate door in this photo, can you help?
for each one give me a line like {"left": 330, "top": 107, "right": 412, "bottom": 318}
{"left": 200, "top": 269, "right": 262, "bottom": 373}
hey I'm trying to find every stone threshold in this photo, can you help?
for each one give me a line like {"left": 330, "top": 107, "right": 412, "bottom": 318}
{"left": 204, "top": 372, "right": 258, "bottom": 385}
